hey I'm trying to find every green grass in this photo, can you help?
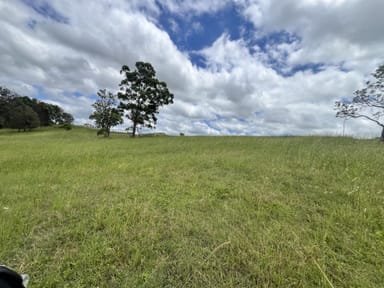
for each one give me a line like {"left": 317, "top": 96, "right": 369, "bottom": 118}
{"left": 1, "top": 127, "right": 383, "bottom": 287}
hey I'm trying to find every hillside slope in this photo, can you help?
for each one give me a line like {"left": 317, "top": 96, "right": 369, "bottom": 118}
{"left": 1, "top": 128, "right": 383, "bottom": 287}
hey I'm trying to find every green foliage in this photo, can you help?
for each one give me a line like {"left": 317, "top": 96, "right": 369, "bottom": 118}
{"left": 97, "top": 128, "right": 107, "bottom": 136}
{"left": 336, "top": 64, "right": 384, "bottom": 140}
{"left": 118, "top": 62, "right": 174, "bottom": 137}
{"left": 0, "top": 116, "right": 5, "bottom": 128}
{"left": 60, "top": 123, "right": 72, "bottom": 130}
{"left": 89, "top": 89, "right": 123, "bottom": 137}
{"left": 0, "top": 86, "right": 74, "bottom": 129}
{"left": 1, "top": 130, "right": 384, "bottom": 287}
{"left": 8, "top": 104, "right": 40, "bottom": 131}
{"left": 60, "top": 112, "right": 74, "bottom": 125}
{"left": 0, "top": 86, "right": 16, "bottom": 128}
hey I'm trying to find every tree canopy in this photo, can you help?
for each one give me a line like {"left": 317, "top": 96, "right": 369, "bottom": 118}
{"left": 335, "top": 65, "right": 384, "bottom": 140}
{"left": 8, "top": 104, "right": 40, "bottom": 131}
{"left": 89, "top": 89, "right": 123, "bottom": 137}
{"left": 117, "top": 62, "right": 174, "bottom": 137}
{"left": 0, "top": 86, "right": 74, "bottom": 131}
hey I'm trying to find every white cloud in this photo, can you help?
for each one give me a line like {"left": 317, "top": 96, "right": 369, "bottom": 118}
{"left": 0, "top": 0, "right": 383, "bottom": 138}
{"left": 241, "top": 0, "right": 384, "bottom": 72}
{"left": 157, "top": 0, "right": 231, "bottom": 15}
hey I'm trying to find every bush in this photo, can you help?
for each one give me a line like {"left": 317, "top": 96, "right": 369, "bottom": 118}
{"left": 97, "top": 128, "right": 107, "bottom": 137}
{"left": 60, "top": 123, "right": 72, "bottom": 130}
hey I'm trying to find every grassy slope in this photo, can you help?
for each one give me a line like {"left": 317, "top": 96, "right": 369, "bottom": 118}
{"left": 0, "top": 127, "right": 383, "bottom": 287}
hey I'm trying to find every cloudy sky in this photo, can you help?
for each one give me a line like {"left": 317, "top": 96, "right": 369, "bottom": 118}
{"left": 1, "top": 0, "right": 383, "bottom": 137}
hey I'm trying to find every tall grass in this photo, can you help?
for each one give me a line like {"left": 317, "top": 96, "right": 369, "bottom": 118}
{"left": 1, "top": 127, "right": 383, "bottom": 287}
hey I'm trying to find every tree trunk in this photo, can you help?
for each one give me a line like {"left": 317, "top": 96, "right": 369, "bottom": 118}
{"left": 132, "top": 121, "right": 137, "bottom": 137}
{"left": 381, "top": 126, "right": 384, "bottom": 142}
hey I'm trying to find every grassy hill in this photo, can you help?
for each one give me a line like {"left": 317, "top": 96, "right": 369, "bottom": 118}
{"left": 1, "top": 127, "right": 383, "bottom": 287}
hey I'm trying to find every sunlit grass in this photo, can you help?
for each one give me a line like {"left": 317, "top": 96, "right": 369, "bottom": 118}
{"left": 1, "top": 127, "right": 383, "bottom": 287}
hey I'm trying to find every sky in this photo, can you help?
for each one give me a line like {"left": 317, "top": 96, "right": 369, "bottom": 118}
{"left": 1, "top": 0, "right": 384, "bottom": 137}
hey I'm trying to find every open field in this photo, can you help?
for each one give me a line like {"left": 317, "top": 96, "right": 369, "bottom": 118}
{"left": 1, "top": 127, "right": 383, "bottom": 287}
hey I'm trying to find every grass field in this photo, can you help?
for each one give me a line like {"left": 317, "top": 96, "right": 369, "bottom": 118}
{"left": 1, "top": 127, "right": 383, "bottom": 287}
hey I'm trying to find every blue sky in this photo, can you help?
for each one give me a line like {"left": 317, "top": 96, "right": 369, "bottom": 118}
{"left": 156, "top": 3, "right": 310, "bottom": 75}
{"left": 22, "top": 0, "right": 69, "bottom": 24}
{"left": 1, "top": 0, "right": 384, "bottom": 137}
{"left": 157, "top": 3, "right": 251, "bottom": 52}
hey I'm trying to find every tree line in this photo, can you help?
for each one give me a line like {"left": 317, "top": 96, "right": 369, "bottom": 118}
{"left": 0, "top": 87, "right": 74, "bottom": 132}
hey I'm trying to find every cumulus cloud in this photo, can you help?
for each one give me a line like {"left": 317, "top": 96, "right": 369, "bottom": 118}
{"left": 0, "top": 0, "right": 383, "bottom": 138}
{"left": 241, "top": 0, "right": 384, "bottom": 72}
{"left": 157, "top": 0, "right": 231, "bottom": 15}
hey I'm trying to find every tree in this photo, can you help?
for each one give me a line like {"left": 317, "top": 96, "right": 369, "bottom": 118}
{"left": 48, "top": 106, "right": 74, "bottom": 125}
{"left": 8, "top": 104, "right": 40, "bottom": 131}
{"left": 117, "top": 62, "right": 174, "bottom": 137}
{"left": 60, "top": 112, "right": 74, "bottom": 125}
{"left": 0, "top": 86, "right": 16, "bottom": 128}
{"left": 0, "top": 86, "right": 74, "bottom": 128}
{"left": 336, "top": 64, "right": 384, "bottom": 141}
{"left": 89, "top": 89, "right": 123, "bottom": 137}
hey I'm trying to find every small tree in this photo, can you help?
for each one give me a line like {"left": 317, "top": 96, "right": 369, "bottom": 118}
{"left": 336, "top": 64, "right": 384, "bottom": 141}
{"left": 89, "top": 89, "right": 123, "bottom": 137}
{"left": 118, "top": 62, "right": 174, "bottom": 137}
{"left": 8, "top": 104, "right": 40, "bottom": 131}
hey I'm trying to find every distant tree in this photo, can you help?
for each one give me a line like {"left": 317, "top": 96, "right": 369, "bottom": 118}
{"left": 16, "top": 97, "right": 51, "bottom": 126}
{"left": 49, "top": 106, "right": 74, "bottom": 125}
{"left": 0, "top": 86, "right": 14, "bottom": 99}
{"left": 89, "top": 89, "right": 123, "bottom": 137}
{"left": 0, "top": 116, "right": 5, "bottom": 129}
{"left": 60, "top": 123, "right": 72, "bottom": 130}
{"left": 60, "top": 112, "right": 74, "bottom": 124}
{"left": 0, "top": 99, "right": 9, "bottom": 128}
{"left": 118, "top": 62, "right": 174, "bottom": 137}
{"left": 31, "top": 100, "right": 50, "bottom": 126}
{"left": 336, "top": 64, "right": 384, "bottom": 141}
{"left": 0, "top": 86, "right": 16, "bottom": 128}
{"left": 0, "top": 86, "right": 74, "bottom": 128}
{"left": 8, "top": 105, "right": 40, "bottom": 131}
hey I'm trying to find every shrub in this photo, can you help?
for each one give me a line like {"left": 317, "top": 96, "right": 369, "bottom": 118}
{"left": 60, "top": 123, "right": 72, "bottom": 130}
{"left": 97, "top": 128, "right": 107, "bottom": 137}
